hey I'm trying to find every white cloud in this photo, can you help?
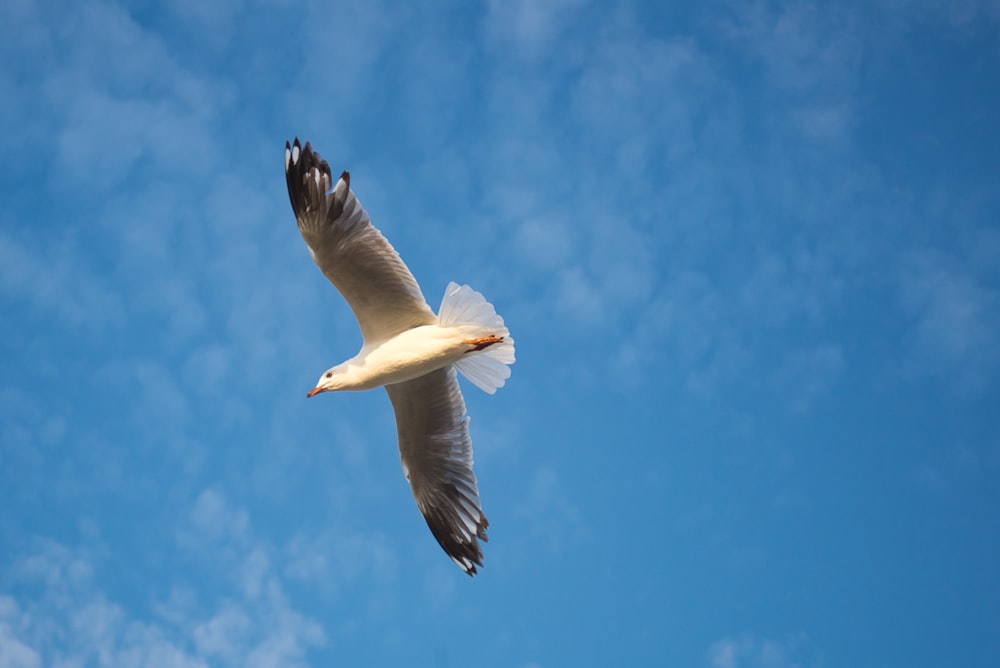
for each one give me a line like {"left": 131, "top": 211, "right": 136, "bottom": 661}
{"left": 282, "top": 527, "right": 398, "bottom": 593}
{"left": 0, "top": 597, "right": 41, "bottom": 668}
{"left": 898, "top": 248, "right": 1000, "bottom": 389}
{"left": 165, "top": 0, "right": 243, "bottom": 45}
{"left": 477, "top": 13, "right": 710, "bottom": 338}
{"left": 792, "top": 104, "right": 854, "bottom": 140}
{"left": 189, "top": 579, "right": 324, "bottom": 668}
{"left": 626, "top": 268, "right": 754, "bottom": 398}
{"left": 909, "top": 441, "right": 998, "bottom": 495}
{"left": 133, "top": 360, "right": 194, "bottom": 432}
{"left": 186, "top": 488, "right": 250, "bottom": 545}
{"left": 707, "top": 633, "right": 821, "bottom": 668}
{"left": 0, "top": 232, "right": 126, "bottom": 336}
{"left": 13, "top": 539, "right": 94, "bottom": 596}
{"left": 291, "top": 0, "right": 409, "bottom": 135}
{"left": 240, "top": 549, "right": 271, "bottom": 601}
{"left": 872, "top": 0, "right": 1000, "bottom": 28}
{"left": 771, "top": 344, "right": 844, "bottom": 413}
{"left": 192, "top": 602, "right": 251, "bottom": 662}
{"left": 515, "top": 217, "right": 575, "bottom": 270}
{"left": 1, "top": 1, "right": 226, "bottom": 191}
{"left": 2, "top": 3, "right": 996, "bottom": 665}
{"left": 181, "top": 345, "right": 233, "bottom": 398}
{"left": 719, "top": 2, "right": 862, "bottom": 141}
{"left": 473, "top": 2, "right": 879, "bottom": 407}
{"left": 3, "top": 541, "right": 207, "bottom": 667}
{"left": 2, "top": 491, "right": 328, "bottom": 668}
{"left": 515, "top": 467, "right": 589, "bottom": 555}
{"left": 484, "top": 0, "right": 586, "bottom": 58}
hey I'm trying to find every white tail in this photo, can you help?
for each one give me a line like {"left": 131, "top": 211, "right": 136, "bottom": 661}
{"left": 438, "top": 282, "right": 515, "bottom": 394}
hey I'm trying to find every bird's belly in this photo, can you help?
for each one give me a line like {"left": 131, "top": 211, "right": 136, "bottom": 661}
{"left": 353, "top": 325, "right": 472, "bottom": 389}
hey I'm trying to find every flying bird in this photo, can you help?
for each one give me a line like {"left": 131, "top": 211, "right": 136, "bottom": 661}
{"left": 284, "top": 138, "right": 515, "bottom": 575}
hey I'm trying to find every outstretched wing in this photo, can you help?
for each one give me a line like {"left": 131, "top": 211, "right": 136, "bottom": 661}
{"left": 384, "top": 366, "right": 489, "bottom": 575}
{"left": 285, "top": 138, "right": 436, "bottom": 343}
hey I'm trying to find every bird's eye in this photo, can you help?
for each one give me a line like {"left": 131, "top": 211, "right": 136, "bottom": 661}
{"left": 325, "top": 372, "right": 333, "bottom": 379}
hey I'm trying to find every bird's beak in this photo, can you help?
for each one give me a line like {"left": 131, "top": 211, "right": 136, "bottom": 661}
{"left": 306, "top": 386, "right": 324, "bottom": 398}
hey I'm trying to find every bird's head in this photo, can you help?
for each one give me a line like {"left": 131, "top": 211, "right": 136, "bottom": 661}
{"left": 306, "top": 365, "right": 346, "bottom": 397}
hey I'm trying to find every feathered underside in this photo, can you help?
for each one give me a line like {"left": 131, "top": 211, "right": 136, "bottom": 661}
{"left": 284, "top": 138, "right": 436, "bottom": 343}
{"left": 384, "top": 366, "right": 489, "bottom": 575}
{"left": 284, "top": 139, "right": 499, "bottom": 576}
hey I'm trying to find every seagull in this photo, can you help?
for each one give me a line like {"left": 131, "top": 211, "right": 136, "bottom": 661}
{"left": 284, "top": 138, "right": 515, "bottom": 575}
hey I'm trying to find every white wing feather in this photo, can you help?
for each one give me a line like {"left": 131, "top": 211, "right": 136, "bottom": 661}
{"left": 284, "top": 138, "right": 436, "bottom": 343}
{"left": 384, "top": 366, "right": 489, "bottom": 575}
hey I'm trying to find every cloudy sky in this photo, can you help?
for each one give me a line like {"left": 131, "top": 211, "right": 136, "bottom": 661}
{"left": 2, "top": 0, "right": 999, "bottom": 666}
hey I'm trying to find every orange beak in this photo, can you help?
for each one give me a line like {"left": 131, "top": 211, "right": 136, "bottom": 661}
{"left": 306, "top": 386, "right": 324, "bottom": 398}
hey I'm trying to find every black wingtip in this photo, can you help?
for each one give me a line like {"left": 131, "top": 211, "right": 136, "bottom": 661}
{"left": 285, "top": 137, "right": 330, "bottom": 215}
{"left": 285, "top": 137, "right": 303, "bottom": 156}
{"left": 422, "top": 505, "right": 489, "bottom": 576}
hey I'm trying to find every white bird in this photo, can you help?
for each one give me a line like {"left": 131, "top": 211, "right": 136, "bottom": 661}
{"left": 284, "top": 138, "right": 515, "bottom": 575}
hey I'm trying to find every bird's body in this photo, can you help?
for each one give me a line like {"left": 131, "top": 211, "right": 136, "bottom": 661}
{"left": 283, "top": 138, "right": 514, "bottom": 575}
{"left": 315, "top": 324, "right": 505, "bottom": 393}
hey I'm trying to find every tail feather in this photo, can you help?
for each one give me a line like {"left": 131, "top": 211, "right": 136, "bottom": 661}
{"left": 438, "top": 282, "right": 515, "bottom": 394}
{"left": 454, "top": 352, "right": 513, "bottom": 395}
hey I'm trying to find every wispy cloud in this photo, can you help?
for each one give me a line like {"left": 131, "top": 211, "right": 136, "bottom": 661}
{"left": 3, "top": 492, "right": 327, "bottom": 668}
{"left": 484, "top": 0, "right": 586, "bottom": 59}
{"left": 0, "top": 596, "right": 41, "bottom": 668}
{"left": 721, "top": 2, "right": 862, "bottom": 116}
{"left": 514, "top": 467, "right": 589, "bottom": 556}
{"left": 2, "top": 1, "right": 998, "bottom": 665}
{"left": 771, "top": 344, "right": 844, "bottom": 413}
{"left": 282, "top": 528, "right": 398, "bottom": 594}
{"left": 184, "top": 488, "right": 250, "bottom": 545}
{"left": 898, "top": 248, "right": 1000, "bottom": 390}
{"left": 707, "top": 632, "right": 821, "bottom": 668}
{"left": 0, "top": 231, "right": 126, "bottom": 336}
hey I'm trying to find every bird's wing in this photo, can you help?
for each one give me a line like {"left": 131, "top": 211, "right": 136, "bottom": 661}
{"left": 384, "top": 366, "right": 489, "bottom": 575}
{"left": 285, "top": 138, "right": 436, "bottom": 343}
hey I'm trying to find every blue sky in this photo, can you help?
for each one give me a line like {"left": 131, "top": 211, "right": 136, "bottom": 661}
{"left": 1, "top": 0, "right": 999, "bottom": 666}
